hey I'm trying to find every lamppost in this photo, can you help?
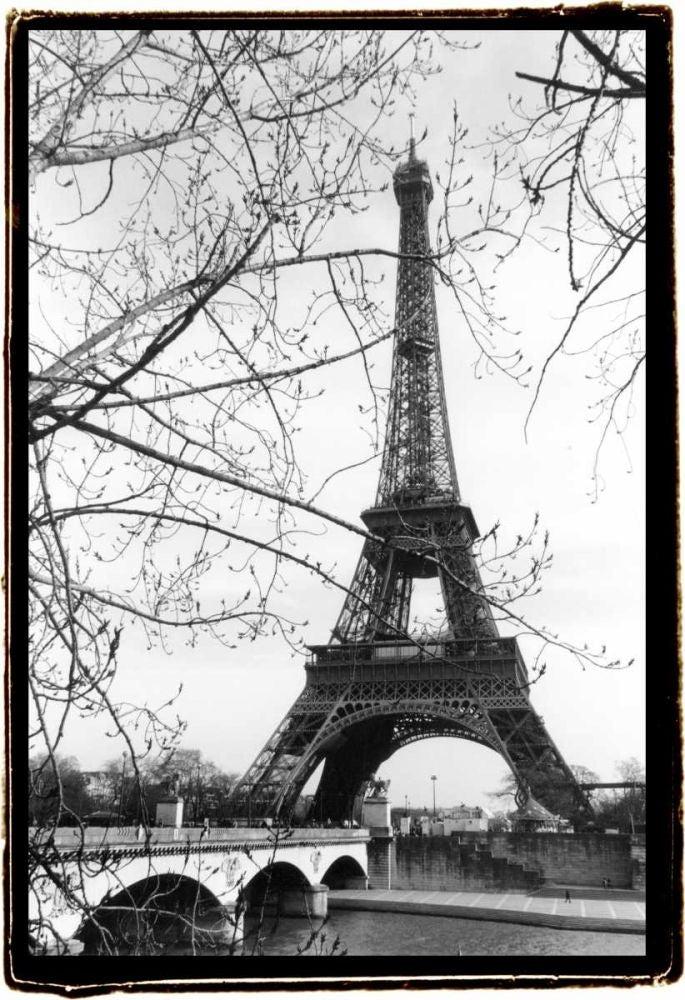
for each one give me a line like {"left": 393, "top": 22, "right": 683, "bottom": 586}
{"left": 431, "top": 775, "right": 437, "bottom": 819}
{"left": 117, "top": 751, "right": 128, "bottom": 826}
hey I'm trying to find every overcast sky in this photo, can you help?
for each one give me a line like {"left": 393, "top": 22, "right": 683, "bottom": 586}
{"left": 33, "top": 23, "right": 645, "bottom": 812}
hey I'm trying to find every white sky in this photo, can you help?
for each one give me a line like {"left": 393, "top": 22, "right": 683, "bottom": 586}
{"left": 30, "top": 20, "right": 647, "bottom": 813}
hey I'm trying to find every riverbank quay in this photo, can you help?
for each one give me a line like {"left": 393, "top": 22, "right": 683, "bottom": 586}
{"left": 328, "top": 887, "right": 645, "bottom": 935}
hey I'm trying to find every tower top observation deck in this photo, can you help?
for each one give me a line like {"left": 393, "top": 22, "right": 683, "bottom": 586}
{"left": 393, "top": 135, "right": 433, "bottom": 204}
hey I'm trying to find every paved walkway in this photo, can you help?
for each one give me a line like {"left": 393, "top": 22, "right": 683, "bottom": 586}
{"left": 328, "top": 889, "right": 645, "bottom": 935}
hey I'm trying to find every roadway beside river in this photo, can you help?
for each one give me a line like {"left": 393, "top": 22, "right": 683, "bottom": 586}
{"left": 328, "top": 887, "right": 645, "bottom": 934}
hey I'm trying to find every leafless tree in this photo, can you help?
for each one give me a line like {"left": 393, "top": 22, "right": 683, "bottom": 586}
{"left": 592, "top": 758, "right": 646, "bottom": 834}
{"left": 488, "top": 762, "right": 600, "bottom": 820}
{"left": 26, "top": 22, "right": 448, "bottom": 955}
{"left": 138, "top": 746, "right": 239, "bottom": 822}
{"left": 485, "top": 28, "right": 646, "bottom": 491}
{"left": 24, "top": 25, "right": 629, "bottom": 954}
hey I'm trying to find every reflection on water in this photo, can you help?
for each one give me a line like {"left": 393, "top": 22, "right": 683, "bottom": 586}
{"left": 89, "top": 908, "right": 645, "bottom": 957}
{"left": 242, "top": 910, "right": 645, "bottom": 957}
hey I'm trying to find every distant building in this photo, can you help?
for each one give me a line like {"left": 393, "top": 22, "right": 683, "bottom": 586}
{"left": 420, "top": 804, "right": 491, "bottom": 835}
{"left": 82, "top": 771, "right": 117, "bottom": 808}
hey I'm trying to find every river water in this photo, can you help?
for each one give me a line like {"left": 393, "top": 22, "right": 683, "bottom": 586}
{"left": 240, "top": 910, "right": 644, "bottom": 957}
{"left": 93, "top": 907, "right": 644, "bottom": 957}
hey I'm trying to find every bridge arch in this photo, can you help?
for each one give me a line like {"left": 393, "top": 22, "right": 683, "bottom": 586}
{"left": 77, "top": 872, "right": 226, "bottom": 955}
{"left": 32, "top": 831, "right": 368, "bottom": 955}
{"left": 242, "top": 860, "right": 310, "bottom": 915}
{"left": 321, "top": 854, "right": 366, "bottom": 889}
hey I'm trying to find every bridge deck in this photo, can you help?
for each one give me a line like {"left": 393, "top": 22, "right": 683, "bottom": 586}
{"left": 32, "top": 826, "right": 370, "bottom": 851}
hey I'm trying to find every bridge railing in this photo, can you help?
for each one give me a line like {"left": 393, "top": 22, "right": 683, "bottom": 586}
{"left": 30, "top": 825, "right": 372, "bottom": 850}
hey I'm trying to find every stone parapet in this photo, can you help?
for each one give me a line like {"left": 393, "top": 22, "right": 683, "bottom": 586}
{"left": 38, "top": 825, "right": 371, "bottom": 850}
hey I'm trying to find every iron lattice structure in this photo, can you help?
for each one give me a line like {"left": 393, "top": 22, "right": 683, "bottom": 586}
{"left": 228, "top": 139, "right": 591, "bottom": 825}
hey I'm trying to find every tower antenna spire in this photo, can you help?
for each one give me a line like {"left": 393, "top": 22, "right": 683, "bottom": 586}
{"left": 409, "top": 112, "right": 416, "bottom": 159}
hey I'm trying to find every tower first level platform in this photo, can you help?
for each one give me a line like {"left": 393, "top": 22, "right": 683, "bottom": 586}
{"left": 228, "top": 636, "right": 588, "bottom": 826}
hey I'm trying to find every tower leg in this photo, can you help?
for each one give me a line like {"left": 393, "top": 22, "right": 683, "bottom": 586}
{"left": 228, "top": 645, "right": 593, "bottom": 827}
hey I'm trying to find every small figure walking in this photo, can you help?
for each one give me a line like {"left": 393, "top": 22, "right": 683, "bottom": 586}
{"left": 602, "top": 878, "right": 607, "bottom": 890}
{"left": 564, "top": 889, "right": 571, "bottom": 904}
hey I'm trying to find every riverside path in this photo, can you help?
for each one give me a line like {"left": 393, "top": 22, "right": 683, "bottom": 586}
{"left": 328, "top": 886, "right": 645, "bottom": 934}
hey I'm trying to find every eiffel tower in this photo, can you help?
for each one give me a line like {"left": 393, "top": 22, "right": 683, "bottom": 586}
{"left": 228, "top": 133, "right": 591, "bottom": 826}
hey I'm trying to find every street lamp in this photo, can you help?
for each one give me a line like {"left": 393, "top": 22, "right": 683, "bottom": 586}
{"left": 431, "top": 775, "right": 437, "bottom": 819}
{"left": 117, "top": 751, "right": 128, "bottom": 826}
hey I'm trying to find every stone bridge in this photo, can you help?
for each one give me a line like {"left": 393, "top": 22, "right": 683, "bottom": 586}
{"left": 30, "top": 826, "right": 369, "bottom": 953}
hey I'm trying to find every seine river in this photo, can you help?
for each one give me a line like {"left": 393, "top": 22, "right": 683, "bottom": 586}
{"left": 97, "top": 907, "right": 644, "bottom": 957}
{"left": 239, "top": 910, "right": 645, "bottom": 957}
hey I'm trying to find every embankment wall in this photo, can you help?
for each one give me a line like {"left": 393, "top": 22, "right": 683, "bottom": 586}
{"left": 368, "top": 832, "right": 637, "bottom": 891}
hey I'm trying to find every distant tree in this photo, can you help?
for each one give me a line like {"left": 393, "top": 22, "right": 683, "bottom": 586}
{"left": 29, "top": 755, "right": 91, "bottom": 825}
{"left": 615, "top": 756, "right": 645, "bottom": 784}
{"left": 570, "top": 764, "right": 601, "bottom": 786}
{"left": 488, "top": 770, "right": 523, "bottom": 808}
{"left": 492, "top": 757, "right": 646, "bottom": 833}
{"left": 487, "top": 811, "right": 512, "bottom": 833}
{"left": 142, "top": 747, "right": 239, "bottom": 822}
{"left": 100, "top": 753, "right": 146, "bottom": 823}
{"left": 80, "top": 770, "right": 118, "bottom": 815}
{"left": 592, "top": 757, "right": 645, "bottom": 833}
{"left": 488, "top": 762, "right": 599, "bottom": 821}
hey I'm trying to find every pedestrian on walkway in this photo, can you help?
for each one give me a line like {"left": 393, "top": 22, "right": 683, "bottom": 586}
{"left": 565, "top": 889, "right": 571, "bottom": 904}
{"left": 602, "top": 878, "right": 607, "bottom": 890}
